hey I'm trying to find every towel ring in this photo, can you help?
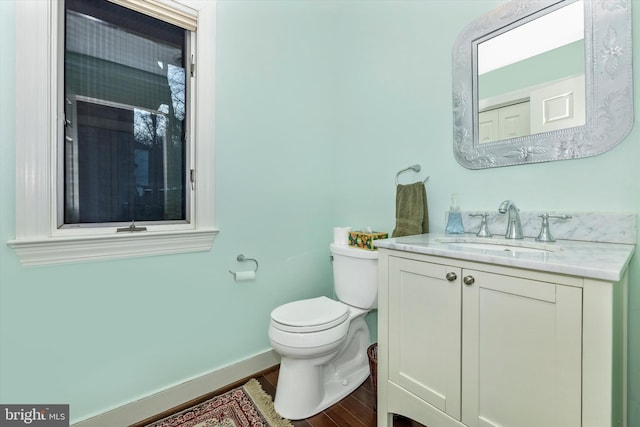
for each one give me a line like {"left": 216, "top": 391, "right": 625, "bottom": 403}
{"left": 396, "top": 164, "right": 429, "bottom": 186}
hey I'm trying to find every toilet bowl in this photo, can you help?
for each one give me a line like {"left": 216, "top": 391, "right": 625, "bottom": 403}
{"left": 268, "top": 244, "right": 378, "bottom": 420}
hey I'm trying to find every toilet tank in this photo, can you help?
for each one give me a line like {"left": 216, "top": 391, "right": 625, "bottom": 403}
{"left": 330, "top": 243, "right": 378, "bottom": 309}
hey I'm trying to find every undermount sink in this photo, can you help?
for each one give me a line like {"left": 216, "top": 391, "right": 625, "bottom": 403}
{"left": 436, "top": 237, "right": 559, "bottom": 254}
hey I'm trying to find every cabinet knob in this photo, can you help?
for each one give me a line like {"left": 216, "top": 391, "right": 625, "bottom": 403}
{"left": 445, "top": 272, "right": 457, "bottom": 282}
{"left": 463, "top": 275, "right": 475, "bottom": 286}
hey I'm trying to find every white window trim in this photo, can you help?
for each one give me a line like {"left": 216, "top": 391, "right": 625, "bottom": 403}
{"left": 7, "top": 0, "right": 218, "bottom": 267}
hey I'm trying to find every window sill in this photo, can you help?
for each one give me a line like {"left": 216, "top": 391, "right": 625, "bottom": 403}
{"left": 7, "top": 229, "right": 219, "bottom": 267}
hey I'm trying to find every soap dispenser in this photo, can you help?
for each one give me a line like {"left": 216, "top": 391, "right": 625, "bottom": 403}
{"left": 445, "top": 194, "right": 464, "bottom": 234}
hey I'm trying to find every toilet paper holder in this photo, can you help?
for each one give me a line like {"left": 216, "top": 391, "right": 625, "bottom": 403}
{"left": 229, "top": 254, "right": 259, "bottom": 275}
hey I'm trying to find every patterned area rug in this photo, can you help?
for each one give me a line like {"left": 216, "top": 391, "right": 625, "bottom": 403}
{"left": 145, "top": 379, "right": 293, "bottom": 427}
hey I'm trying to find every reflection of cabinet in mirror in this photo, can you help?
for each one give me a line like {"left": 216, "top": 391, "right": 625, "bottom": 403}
{"left": 478, "top": 74, "right": 584, "bottom": 144}
{"left": 377, "top": 250, "right": 628, "bottom": 427}
{"left": 479, "top": 101, "right": 530, "bottom": 143}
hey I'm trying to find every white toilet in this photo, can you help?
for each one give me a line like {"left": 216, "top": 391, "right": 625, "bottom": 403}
{"left": 268, "top": 243, "right": 378, "bottom": 420}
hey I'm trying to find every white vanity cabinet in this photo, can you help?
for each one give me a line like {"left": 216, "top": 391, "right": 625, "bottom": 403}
{"left": 377, "top": 249, "right": 629, "bottom": 427}
{"left": 387, "top": 256, "right": 462, "bottom": 420}
{"left": 461, "top": 268, "right": 582, "bottom": 427}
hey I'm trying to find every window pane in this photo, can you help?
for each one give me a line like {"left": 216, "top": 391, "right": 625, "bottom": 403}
{"left": 64, "top": 0, "right": 187, "bottom": 225}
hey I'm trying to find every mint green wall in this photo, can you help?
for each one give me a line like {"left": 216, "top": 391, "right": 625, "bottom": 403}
{"left": 1, "top": 0, "right": 339, "bottom": 422}
{"left": 1, "top": 0, "right": 639, "bottom": 425}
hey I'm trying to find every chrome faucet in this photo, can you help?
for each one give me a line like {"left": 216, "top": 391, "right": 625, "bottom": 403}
{"left": 498, "top": 200, "right": 523, "bottom": 239}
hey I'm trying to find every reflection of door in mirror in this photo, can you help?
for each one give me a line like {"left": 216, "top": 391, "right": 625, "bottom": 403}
{"left": 477, "top": 0, "right": 584, "bottom": 143}
{"left": 530, "top": 74, "right": 585, "bottom": 134}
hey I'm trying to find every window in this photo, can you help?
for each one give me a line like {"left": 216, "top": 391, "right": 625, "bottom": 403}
{"left": 9, "top": 0, "right": 217, "bottom": 266}
{"left": 64, "top": 0, "right": 188, "bottom": 227}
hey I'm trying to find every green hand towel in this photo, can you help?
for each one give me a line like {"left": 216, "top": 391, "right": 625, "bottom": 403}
{"left": 392, "top": 182, "right": 429, "bottom": 238}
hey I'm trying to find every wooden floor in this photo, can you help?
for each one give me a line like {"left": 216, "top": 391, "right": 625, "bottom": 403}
{"left": 134, "top": 366, "right": 426, "bottom": 427}
{"left": 256, "top": 367, "right": 425, "bottom": 427}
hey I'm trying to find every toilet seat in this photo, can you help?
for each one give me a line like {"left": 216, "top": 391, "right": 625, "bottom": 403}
{"left": 270, "top": 296, "right": 349, "bottom": 333}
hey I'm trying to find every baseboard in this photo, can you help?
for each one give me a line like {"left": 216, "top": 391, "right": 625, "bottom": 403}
{"left": 72, "top": 349, "right": 280, "bottom": 427}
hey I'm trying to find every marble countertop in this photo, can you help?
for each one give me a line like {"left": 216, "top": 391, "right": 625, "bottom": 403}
{"left": 374, "top": 233, "right": 636, "bottom": 282}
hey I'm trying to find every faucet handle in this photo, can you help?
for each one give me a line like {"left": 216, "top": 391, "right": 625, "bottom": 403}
{"left": 470, "top": 212, "right": 493, "bottom": 238}
{"left": 535, "top": 213, "right": 572, "bottom": 242}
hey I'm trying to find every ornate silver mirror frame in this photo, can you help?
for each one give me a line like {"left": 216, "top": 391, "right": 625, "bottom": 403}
{"left": 452, "top": 0, "right": 633, "bottom": 169}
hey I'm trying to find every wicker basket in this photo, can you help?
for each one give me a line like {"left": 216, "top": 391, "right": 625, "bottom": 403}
{"left": 367, "top": 343, "right": 378, "bottom": 410}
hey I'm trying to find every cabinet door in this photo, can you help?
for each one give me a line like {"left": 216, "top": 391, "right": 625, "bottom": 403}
{"left": 462, "top": 270, "right": 582, "bottom": 427}
{"left": 388, "top": 256, "right": 462, "bottom": 420}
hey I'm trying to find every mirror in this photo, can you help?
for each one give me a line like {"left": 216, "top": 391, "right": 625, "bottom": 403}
{"left": 478, "top": 1, "right": 585, "bottom": 143}
{"left": 452, "top": 0, "right": 633, "bottom": 169}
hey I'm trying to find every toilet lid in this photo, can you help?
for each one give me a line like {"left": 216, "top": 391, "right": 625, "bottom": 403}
{"left": 271, "top": 296, "right": 349, "bottom": 333}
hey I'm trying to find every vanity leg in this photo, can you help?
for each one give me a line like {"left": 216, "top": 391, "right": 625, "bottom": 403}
{"left": 377, "top": 411, "right": 394, "bottom": 427}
